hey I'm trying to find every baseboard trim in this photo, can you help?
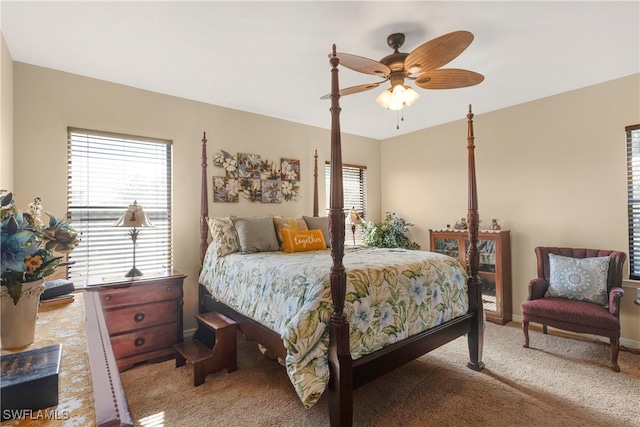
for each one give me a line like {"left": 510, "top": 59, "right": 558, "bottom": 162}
{"left": 184, "top": 327, "right": 196, "bottom": 339}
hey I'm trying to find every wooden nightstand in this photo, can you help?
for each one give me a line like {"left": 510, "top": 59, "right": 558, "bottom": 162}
{"left": 86, "top": 271, "right": 185, "bottom": 372}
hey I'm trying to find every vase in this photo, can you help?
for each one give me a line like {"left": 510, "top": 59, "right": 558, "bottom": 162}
{"left": 1, "top": 279, "right": 45, "bottom": 350}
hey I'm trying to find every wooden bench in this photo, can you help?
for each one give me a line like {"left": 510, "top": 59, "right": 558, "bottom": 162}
{"left": 173, "top": 311, "right": 238, "bottom": 386}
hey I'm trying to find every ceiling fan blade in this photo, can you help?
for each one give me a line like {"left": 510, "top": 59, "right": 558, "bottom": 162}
{"left": 414, "top": 69, "right": 484, "bottom": 89}
{"left": 404, "top": 31, "right": 475, "bottom": 74}
{"left": 319, "top": 81, "right": 385, "bottom": 100}
{"left": 332, "top": 52, "right": 391, "bottom": 76}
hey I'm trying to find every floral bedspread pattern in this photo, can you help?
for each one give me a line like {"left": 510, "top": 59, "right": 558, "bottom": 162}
{"left": 199, "top": 246, "right": 468, "bottom": 408}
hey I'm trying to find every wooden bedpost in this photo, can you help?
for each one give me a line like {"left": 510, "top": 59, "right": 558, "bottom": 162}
{"left": 313, "top": 149, "right": 319, "bottom": 217}
{"left": 327, "top": 44, "right": 353, "bottom": 427}
{"left": 200, "top": 132, "right": 209, "bottom": 265}
{"left": 465, "top": 105, "right": 485, "bottom": 372}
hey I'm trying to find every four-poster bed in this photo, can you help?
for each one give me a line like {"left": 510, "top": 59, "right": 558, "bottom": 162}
{"left": 197, "top": 45, "right": 484, "bottom": 426}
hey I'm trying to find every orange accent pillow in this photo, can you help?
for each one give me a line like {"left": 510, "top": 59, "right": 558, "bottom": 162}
{"left": 281, "top": 229, "right": 327, "bottom": 253}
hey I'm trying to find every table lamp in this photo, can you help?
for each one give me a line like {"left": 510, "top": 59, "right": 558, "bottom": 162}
{"left": 113, "top": 201, "right": 154, "bottom": 277}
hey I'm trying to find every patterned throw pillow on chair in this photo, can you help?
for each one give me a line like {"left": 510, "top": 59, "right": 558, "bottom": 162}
{"left": 545, "top": 253, "right": 610, "bottom": 306}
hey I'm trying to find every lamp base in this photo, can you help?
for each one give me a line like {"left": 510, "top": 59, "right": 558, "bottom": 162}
{"left": 351, "top": 224, "right": 357, "bottom": 246}
{"left": 124, "top": 267, "right": 143, "bottom": 278}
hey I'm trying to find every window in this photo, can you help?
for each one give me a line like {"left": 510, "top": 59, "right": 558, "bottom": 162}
{"left": 626, "top": 124, "right": 640, "bottom": 279}
{"left": 325, "top": 162, "right": 367, "bottom": 245}
{"left": 67, "top": 129, "right": 172, "bottom": 280}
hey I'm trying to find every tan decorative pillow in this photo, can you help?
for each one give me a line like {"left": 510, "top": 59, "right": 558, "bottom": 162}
{"left": 273, "top": 217, "right": 308, "bottom": 250}
{"left": 207, "top": 216, "right": 240, "bottom": 257}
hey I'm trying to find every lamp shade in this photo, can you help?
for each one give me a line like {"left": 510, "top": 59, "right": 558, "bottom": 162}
{"left": 349, "top": 208, "right": 363, "bottom": 225}
{"left": 113, "top": 201, "right": 154, "bottom": 228}
{"left": 402, "top": 86, "right": 420, "bottom": 107}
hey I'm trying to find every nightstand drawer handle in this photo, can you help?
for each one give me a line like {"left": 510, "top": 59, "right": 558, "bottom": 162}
{"left": 134, "top": 337, "right": 145, "bottom": 347}
{"left": 166, "top": 286, "right": 173, "bottom": 292}
{"left": 104, "top": 295, "right": 112, "bottom": 301}
{"left": 134, "top": 313, "right": 145, "bottom": 322}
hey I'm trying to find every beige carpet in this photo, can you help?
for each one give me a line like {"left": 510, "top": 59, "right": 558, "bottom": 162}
{"left": 120, "top": 322, "right": 640, "bottom": 427}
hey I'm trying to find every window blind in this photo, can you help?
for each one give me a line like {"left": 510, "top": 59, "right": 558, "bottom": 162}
{"left": 325, "top": 162, "right": 367, "bottom": 244}
{"left": 67, "top": 129, "right": 173, "bottom": 280}
{"left": 626, "top": 124, "right": 640, "bottom": 279}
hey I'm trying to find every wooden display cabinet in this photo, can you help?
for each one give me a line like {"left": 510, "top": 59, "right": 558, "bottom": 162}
{"left": 429, "top": 229, "right": 512, "bottom": 325}
{"left": 86, "top": 271, "right": 186, "bottom": 371}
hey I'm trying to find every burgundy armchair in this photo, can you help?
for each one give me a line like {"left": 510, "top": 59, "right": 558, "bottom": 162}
{"left": 521, "top": 247, "right": 626, "bottom": 372}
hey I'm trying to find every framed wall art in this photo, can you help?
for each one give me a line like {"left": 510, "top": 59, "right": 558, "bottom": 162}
{"left": 213, "top": 177, "right": 240, "bottom": 203}
{"left": 212, "top": 149, "right": 300, "bottom": 203}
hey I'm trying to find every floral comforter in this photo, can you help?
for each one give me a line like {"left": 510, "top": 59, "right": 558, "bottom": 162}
{"left": 198, "top": 246, "right": 468, "bottom": 408}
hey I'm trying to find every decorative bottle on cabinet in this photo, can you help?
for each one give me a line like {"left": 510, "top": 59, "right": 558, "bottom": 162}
{"left": 429, "top": 228, "right": 512, "bottom": 325}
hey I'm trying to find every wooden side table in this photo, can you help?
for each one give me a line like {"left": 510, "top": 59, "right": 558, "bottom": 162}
{"left": 86, "top": 271, "right": 186, "bottom": 372}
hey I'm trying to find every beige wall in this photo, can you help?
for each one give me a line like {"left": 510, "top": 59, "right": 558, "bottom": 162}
{"left": 1, "top": 32, "right": 13, "bottom": 189}
{"left": 11, "top": 59, "right": 640, "bottom": 345}
{"left": 12, "top": 62, "right": 381, "bottom": 330}
{"left": 381, "top": 73, "right": 640, "bottom": 344}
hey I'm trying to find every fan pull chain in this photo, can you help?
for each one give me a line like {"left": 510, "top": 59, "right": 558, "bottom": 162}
{"left": 396, "top": 109, "right": 406, "bottom": 130}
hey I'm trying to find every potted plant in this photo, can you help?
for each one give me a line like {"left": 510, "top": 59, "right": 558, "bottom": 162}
{"left": 361, "top": 212, "right": 420, "bottom": 250}
{"left": 1, "top": 191, "right": 79, "bottom": 349}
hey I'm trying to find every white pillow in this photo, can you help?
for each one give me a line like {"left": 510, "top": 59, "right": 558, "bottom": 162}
{"left": 545, "top": 253, "right": 610, "bottom": 306}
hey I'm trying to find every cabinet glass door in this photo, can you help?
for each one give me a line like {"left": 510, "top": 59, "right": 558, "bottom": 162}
{"left": 468, "top": 239, "right": 497, "bottom": 313}
{"left": 434, "top": 238, "right": 459, "bottom": 259}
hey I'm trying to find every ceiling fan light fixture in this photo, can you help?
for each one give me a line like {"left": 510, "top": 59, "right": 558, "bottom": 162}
{"left": 375, "top": 89, "right": 393, "bottom": 109}
{"left": 376, "top": 84, "right": 419, "bottom": 110}
{"left": 377, "top": 88, "right": 403, "bottom": 111}
{"left": 402, "top": 85, "right": 420, "bottom": 107}
{"left": 392, "top": 83, "right": 406, "bottom": 97}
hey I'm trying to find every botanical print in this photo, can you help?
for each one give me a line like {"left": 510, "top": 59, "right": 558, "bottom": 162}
{"left": 213, "top": 149, "right": 300, "bottom": 202}
{"left": 261, "top": 179, "right": 282, "bottom": 203}
{"left": 213, "top": 150, "right": 237, "bottom": 177}
{"left": 213, "top": 176, "right": 240, "bottom": 203}
{"left": 240, "top": 178, "right": 262, "bottom": 202}
{"left": 212, "top": 150, "right": 227, "bottom": 167}
{"left": 281, "top": 158, "right": 300, "bottom": 181}
{"left": 282, "top": 180, "right": 300, "bottom": 202}
{"left": 260, "top": 159, "right": 281, "bottom": 180}
{"left": 237, "top": 153, "right": 261, "bottom": 178}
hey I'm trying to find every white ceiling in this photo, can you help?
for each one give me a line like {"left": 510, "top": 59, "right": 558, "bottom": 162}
{"left": 1, "top": 1, "right": 639, "bottom": 140}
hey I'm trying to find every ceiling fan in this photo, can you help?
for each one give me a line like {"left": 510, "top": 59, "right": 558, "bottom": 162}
{"left": 321, "top": 31, "right": 484, "bottom": 111}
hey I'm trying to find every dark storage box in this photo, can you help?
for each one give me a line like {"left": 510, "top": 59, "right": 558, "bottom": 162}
{"left": 41, "top": 280, "right": 75, "bottom": 301}
{"left": 1, "top": 344, "right": 61, "bottom": 420}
